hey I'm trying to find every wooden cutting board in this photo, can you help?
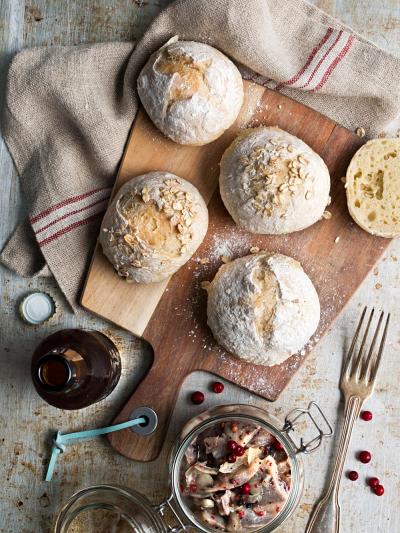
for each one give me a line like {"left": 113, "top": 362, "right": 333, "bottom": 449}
{"left": 81, "top": 81, "right": 389, "bottom": 461}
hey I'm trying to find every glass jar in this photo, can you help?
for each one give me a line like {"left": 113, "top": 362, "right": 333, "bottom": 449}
{"left": 54, "top": 402, "right": 332, "bottom": 532}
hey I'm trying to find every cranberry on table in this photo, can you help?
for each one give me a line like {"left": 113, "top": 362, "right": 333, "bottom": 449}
{"left": 360, "top": 410, "right": 373, "bottom": 421}
{"left": 227, "top": 440, "right": 237, "bottom": 452}
{"left": 191, "top": 391, "right": 205, "bottom": 405}
{"left": 240, "top": 482, "right": 251, "bottom": 495}
{"left": 374, "top": 484, "right": 384, "bottom": 496}
{"left": 358, "top": 450, "right": 372, "bottom": 464}
{"left": 212, "top": 381, "right": 224, "bottom": 393}
{"left": 348, "top": 471, "right": 359, "bottom": 481}
{"left": 368, "top": 477, "right": 380, "bottom": 488}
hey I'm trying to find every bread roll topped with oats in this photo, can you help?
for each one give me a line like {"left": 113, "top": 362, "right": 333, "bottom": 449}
{"left": 346, "top": 138, "right": 400, "bottom": 238}
{"left": 137, "top": 38, "right": 244, "bottom": 146}
{"left": 206, "top": 252, "right": 320, "bottom": 366}
{"left": 99, "top": 172, "right": 208, "bottom": 283}
{"left": 219, "top": 127, "right": 331, "bottom": 234}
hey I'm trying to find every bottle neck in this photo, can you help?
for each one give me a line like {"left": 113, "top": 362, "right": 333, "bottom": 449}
{"left": 34, "top": 353, "right": 76, "bottom": 392}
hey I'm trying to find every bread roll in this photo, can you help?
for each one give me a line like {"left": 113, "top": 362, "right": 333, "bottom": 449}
{"left": 219, "top": 127, "right": 331, "bottom": 234}
{"left": 206, "top": 252, "right": 320, "bottom": 366}
{"left": 346, "top": 138, "right": 400, "bottom": 238}
{"left": 99, "top": 172, "right": 208, "bottom": 283}
{"left": 137, "top": 38, "right": 244, "bottom": 146}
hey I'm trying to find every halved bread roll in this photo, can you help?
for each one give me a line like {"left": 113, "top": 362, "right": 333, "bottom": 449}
{"left": 346, "top": 138, "right": 400, "bottom": 238}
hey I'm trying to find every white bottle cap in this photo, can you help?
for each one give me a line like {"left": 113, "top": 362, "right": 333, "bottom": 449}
{"left": 19, "top": 292, "right": 56, "bottom": 325}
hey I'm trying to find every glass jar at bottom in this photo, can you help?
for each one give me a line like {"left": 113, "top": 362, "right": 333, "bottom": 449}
{"left": 54, "top": 485, "right": 167, "bottom": 533}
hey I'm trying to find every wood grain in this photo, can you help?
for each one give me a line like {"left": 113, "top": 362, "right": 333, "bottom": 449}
{"left": 81, "top": 83, "right": 391, "bottom": 461}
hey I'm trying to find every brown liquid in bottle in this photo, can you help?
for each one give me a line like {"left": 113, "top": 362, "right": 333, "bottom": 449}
{"left": 31, "top": 329, "right": 121, "bottom": 410}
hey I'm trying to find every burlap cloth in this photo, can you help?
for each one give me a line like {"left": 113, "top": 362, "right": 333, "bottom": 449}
{"left": 2, "top": 0, "right": 400, "bottom": 311}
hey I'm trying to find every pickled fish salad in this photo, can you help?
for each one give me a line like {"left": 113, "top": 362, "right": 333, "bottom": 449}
{"left": 180, "top": 421, "right": 291, "bottom": 531}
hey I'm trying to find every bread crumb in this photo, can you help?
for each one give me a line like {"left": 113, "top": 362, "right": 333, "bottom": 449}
{"left": 391, "top": 254, "right": 398, "bottom": 262}
{"left": 322, "top": 210, "right": 332, "bottom": 220}
{"left": 377, "top": 131, "right": 386, "bottom": 138}
{"left": 250, "top": 246, "right": 260, "bottom": 254}
{"left": 375, "top": 283, "right": 382, "bottom": 290}
{"left": 277, "top": 104, "right": 282, "bottom": 109}
{"left": 199, "top": 257, "right": 209, "bottom": 265}
{"left": 334, "top": 236, "right": 340, "bottom": 243}
{"left": 356, "top": 127, "right": 366, "bottom": 137}
{"left": 221, "top": 255, "right": 230, "bottom": 263}
{"left": 201, "top": 281, "right": 211, "bottom": 290}
{"left": 340, "top": 176, "right": 346, "bottom": 183}
{"left": 373, "top": 267, "right": 379, "bottom": 275}
{"left": 300, "top": 349, "right": 306, "bottom": 356}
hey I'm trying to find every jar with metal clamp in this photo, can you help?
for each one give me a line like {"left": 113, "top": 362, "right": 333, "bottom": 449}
{"left": 54, "top": 402, "right": 332, "bottom": 532}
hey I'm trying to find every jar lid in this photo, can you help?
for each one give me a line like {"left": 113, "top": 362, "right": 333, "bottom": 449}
{"left": 19, "top": 292, "right": 56, "bottom": 325}
{"left": 54, "top": 485, "right": 168, "bottom": 533}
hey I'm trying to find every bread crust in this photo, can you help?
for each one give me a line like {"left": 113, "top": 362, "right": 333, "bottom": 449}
{"left": 219, "top": 127, "right": 331, "bottom": 234}
{"left": 206, "top": 252, "right": 320, "bottom": 366}
{"left": 99, "top": 172, "right": 208, "bottom": 283}
{"left": 137, "top": 39, "right": 244, "bottom": 146}
{"left": 346, "top": 138, "right": 400, "bottom": 238}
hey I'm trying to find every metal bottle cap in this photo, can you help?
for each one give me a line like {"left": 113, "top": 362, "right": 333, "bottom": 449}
{"left": 19, "top": 292, "right": 56, "bottom": 325}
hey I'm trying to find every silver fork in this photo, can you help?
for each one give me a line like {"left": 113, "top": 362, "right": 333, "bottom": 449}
{"left": 306, "top": 307, "right": 390, "bottom": 533}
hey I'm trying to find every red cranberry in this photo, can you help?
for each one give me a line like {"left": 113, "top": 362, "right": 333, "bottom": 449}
{"left": 227, "top": 453, "right": 237, "bottom": 463}
{"left": 179, "top": 483, "right": 184, "bottom": 492}
{"left": 212, "top": 381, "right": 224, "bottom": 393}
{"left": 235, "top": 445, "right": 245, "bottom": 457}
{"left": 359, "top": 450, "right": 372, "bottom": 464}
{"left": 191, "top": 391, "right": 204, "bottom": 405}
{"left": 374, "top": 484, "right": 384, "bottom": 496}
{"left": 368, "top": 477, "right": 380, "bottom": 488}
{"left": 273, "top": 439, "right": 285, "bottom": 451}
{"left": 241, "top": 482, "right": 251, "bottom": 495}
{"left": 238, "top": 510, "right": 245, "bottom": 519}
{"left": 348, "top": 471, "right": 358, "bottom": 481}
{"left": 255, "top": 510, "right": 265, "bottom": 517}
{"left": 189, "top": 483, "right": 197, "bottom": 493}
{"left": 360, "top": 410, "right": 373, "bottom": 421}
{"left": 227, "top": 440, "right": 238, "bottom": 452}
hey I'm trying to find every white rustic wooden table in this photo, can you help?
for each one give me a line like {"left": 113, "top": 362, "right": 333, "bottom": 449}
{"left": 0, "top": 1, "right": 399, "bottom": 532}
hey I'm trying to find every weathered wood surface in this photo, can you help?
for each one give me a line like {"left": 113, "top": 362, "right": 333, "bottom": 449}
{"left": 0, "top": 1, "right": 399, "bottom": 532}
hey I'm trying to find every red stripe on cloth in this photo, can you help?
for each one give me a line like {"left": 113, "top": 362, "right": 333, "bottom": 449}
{"left": 38, "top": 212, "right": 104, "bottom": 247}
{"left": 30, "top": 187, "right": 111, "bottom": 224}
{"left": 313, "top": 35, "right": 355, "bottom": 92}
{"left": 35, "top": 197, "right": 108, "bottom": 235}
{"left": 296, "top": 30, "right": 343, "bottom": 90}
{"left": 275, "top": 27, "right": 334, "bottom": 91}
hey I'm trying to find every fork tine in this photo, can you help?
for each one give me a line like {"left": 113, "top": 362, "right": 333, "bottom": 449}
{"left": 369, "top": 313, "right": 390, "bottom": 383}
{"left": 361, "top": 311, "right": 384, "bottom": 382}
{"left": 343, "top": 306, "right": 367, "bottom": 378}
{"left": 352, "top": 308, "right": 374, "bottom": 378}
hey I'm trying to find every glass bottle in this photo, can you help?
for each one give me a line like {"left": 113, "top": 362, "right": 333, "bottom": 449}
{"left": 31, "top": 329, "right": 121, "bottom": 410}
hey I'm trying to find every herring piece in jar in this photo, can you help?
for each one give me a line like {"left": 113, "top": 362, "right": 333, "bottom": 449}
{"left": 181, "top": 419, "right": 291, "bottom": 531}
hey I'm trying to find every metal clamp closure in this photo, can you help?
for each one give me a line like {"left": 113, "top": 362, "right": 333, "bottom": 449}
{"left": 282, "top": 401, "right": 333, "bottom": 454}
{"left": 154, "top": 495, "right": 187, "bottom": 532}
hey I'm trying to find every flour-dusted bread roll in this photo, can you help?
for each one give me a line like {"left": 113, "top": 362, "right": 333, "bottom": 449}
{"left": 219, "top": 127, "right": 331, "bottom": 234}
{"left": 206, "top": 252, "right": 320, "bottom": 366}
{"left": 346, "top": 138, "right": 400, "bottom": 238}
{"left": 137, "top": 38, "right": 244, "bottom": 146}
{"left": 99, "top": 172, "right": 208, "bottom": 283}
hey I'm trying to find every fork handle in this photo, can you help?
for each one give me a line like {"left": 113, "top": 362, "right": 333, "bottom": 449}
{"left": 305, "top": 395, "right": 362, "bottom": 533}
